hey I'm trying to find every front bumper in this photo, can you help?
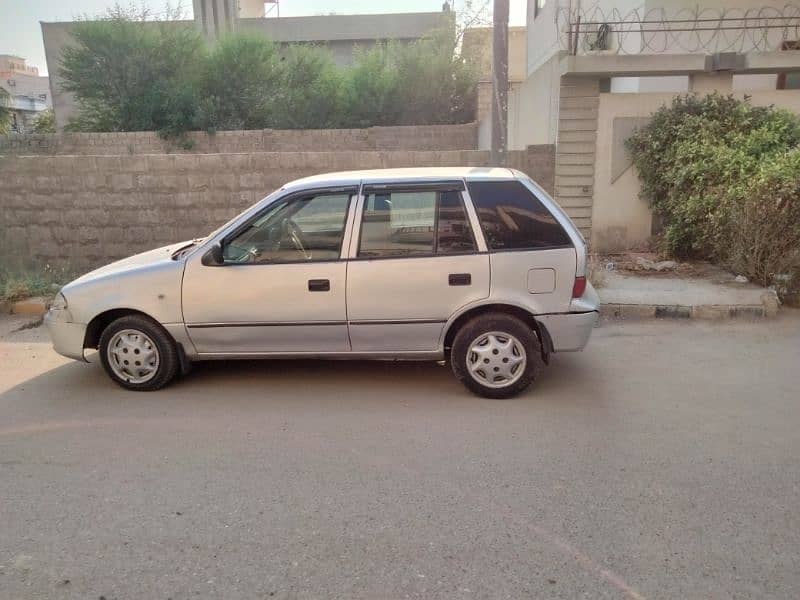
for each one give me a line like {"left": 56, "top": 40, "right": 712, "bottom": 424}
{"left": 44, "top": 310, "right": 88, "bottom": 361}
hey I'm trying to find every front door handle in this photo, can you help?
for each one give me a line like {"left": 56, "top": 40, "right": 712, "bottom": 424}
{"left": 308, "top": 279, "right": 330, "bottom": 292}
{"left": 448, "top": 273, "right": 471, "bottom": 286}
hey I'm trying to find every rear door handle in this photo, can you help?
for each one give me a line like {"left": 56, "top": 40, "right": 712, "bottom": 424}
{"left": 308, "top": 279, "right": 330, "bottom": 292}
{"left": 448, "top": 273, "right": 471, "bottom": 286}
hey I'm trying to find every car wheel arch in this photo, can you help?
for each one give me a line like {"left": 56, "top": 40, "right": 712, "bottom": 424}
{"left": 441, "top": 302, "right": 553, "bottom": 363}
{"left": 83, "top": 308, "right": 166, "bottom": 350}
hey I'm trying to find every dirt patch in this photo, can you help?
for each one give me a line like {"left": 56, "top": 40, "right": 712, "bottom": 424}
{"left": 596, "top": 252, "right": 738, "bottom": 281}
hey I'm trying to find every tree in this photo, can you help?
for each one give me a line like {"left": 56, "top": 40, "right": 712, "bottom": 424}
{"left": 270, "top": 45, "right": 344, "bottom": 129}
{"left": 198, "top": 33, "right": 283, "bottom": 131}
{"left": 341, "top": 26, "right": 478, "bottom": 128}
{"left": 340, "top": 43, "right": 401, "bottom": 127}
{"left": 57, "top": 4, "right": 479, "bottom": 134}
{"left": 32, "top": 109, "right": 56, "bottom": 133}
{"left": 59, "top": 4, "right": 206, "bottom": 135}
{"left": 389, "top": 27, "right": 478, "bottom": 125}
{"left": 0, "top": 88, "right": 12, "bottom": 134}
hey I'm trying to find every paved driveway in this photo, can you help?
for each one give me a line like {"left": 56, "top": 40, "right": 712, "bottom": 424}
{"left": 1, "top": 313, "right": 798, "bottom": 599}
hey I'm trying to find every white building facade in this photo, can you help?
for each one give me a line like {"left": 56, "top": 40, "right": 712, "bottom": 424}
{"left": 511, "top": 1, "right": 800, "bottom": 248}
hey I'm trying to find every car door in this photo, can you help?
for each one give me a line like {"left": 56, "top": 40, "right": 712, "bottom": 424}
{"left": 182, "top": 188, "right": 356, "bottom": 354}
{"left": 346, "top": 181, "right": 490, "bottom": 352}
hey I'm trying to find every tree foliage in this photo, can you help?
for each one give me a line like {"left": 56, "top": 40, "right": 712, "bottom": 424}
{"left": 32, "top": 109, "right": 56, "bottom": 133}
{"left": 198, "top": 33, "right": 283, "bottom": 131}
{"left": 627, "top": 93, "right": 800, "bottom": 289}
{"left": 58, "top": 10, "right": 477, "bottom": 136}
{"left": 271, "top": 45, "right": 345, "bottom": 129}
{"left": 340, "top": 29, "right": 478, "bottom": 128}
{"left": 0, "top": 88, "right": 12, "bottom": 134}
{"left": 60, "top": 5, "right": 206, "bottom": 135}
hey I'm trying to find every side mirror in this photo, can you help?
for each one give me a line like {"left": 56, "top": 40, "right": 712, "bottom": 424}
{"left": 201, "top": 242, "right": 224, "bottom": 266}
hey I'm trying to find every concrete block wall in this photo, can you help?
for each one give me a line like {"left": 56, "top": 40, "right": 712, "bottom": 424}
{"left": 554, "top": 76, "right": 599, "bottom": 239}
{"left": 0, "top": 123, "right": 479, "bottom": 156}
{"left": 0, "top": 147, "right": 554, "bottom": 270}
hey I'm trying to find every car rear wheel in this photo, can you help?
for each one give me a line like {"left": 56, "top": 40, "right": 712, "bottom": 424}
{"left": 451, "top": 313, "right": 541, "bottom": 399}
{"left": 99, "top": 315, "right": 179, "bottom": 391}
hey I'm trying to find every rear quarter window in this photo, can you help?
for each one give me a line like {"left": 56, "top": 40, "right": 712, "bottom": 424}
{"left": 467, "top": 180, "right": 572, "bottom": 250}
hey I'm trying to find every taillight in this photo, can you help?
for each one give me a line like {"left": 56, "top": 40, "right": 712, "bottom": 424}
{"left": 572, "top": 276, "right": 587, "bottom": 298}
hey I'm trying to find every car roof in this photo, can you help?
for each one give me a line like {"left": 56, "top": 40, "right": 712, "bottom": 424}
{"left": 282, "top": 167, "right": 522, "bottom": 191}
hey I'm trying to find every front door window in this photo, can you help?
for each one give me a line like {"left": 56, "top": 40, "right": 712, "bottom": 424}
{"left": 224, "top": 193, "right": 351, "bottom": 263}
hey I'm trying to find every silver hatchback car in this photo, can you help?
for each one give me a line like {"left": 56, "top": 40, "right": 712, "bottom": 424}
{"left": 46, "top": 167, "right": 599, "bottom": 398}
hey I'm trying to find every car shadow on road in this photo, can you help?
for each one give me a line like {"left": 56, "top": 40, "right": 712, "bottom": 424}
{"left": 2, "top": 347, "right": 593, "bottom": 415}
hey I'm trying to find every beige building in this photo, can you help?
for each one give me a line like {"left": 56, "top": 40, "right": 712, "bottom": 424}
{"left": 0, "top": 55, "right": 51, "bottom": 133}
{"left": 511, "top": 0, "right": 800, "bottom": 248}
{"left": 463, "top": 26, "right": 530, "bottom": 151}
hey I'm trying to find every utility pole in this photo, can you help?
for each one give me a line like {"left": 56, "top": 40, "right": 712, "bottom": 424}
{"left": 490, "top": 0, "right": 509, "bottom": 166}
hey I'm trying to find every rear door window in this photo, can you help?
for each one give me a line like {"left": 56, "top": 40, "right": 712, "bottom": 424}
{"left": 467, "top": 180, "right": 572, "bottom": 250}
{"left": 358, "top": 188, "right": 476, "bottom": 258}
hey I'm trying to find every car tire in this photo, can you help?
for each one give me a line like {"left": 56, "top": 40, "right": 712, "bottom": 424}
{"left": 450, "top": 313, "right": 541, "bottom": 399}
{"left": 99, "top": 315, "right": 179, "bottom": 391}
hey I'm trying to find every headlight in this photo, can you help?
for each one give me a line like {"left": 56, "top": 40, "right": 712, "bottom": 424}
{"left": 51, "top": 292, "right": 68, "bottom": 310}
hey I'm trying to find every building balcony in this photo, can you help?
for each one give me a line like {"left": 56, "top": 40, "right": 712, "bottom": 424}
{"left": 558, "top": 3, "right": 800, "bottom": 57}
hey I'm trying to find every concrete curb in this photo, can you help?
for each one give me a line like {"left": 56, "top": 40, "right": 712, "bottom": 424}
{"left": 600, "top": 288, "right": 780, "bottom": 320}
{"left": 6, "top": 297, "right": 50, "bottom": 317}
{"left": 601, "top": 302, "right": 775, "bottom": 320}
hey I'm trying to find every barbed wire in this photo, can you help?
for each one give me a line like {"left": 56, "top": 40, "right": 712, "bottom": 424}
{"left": 557, "top": 3, "right": 800, "bottom": 54}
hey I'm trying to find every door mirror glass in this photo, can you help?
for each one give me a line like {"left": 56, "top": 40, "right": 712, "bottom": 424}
{"left": 201, "top": 242, "right": 224, "bottom": 266}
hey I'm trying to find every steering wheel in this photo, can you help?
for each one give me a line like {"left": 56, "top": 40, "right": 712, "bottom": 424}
{"left": 283, "top": 219, "right": 311, "bottom": 260}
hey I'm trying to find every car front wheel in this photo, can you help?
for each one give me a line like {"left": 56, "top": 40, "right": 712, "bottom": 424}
{"left": 99, "top": 315, "right": 179, "bottom": 391}
{"left": 451, "top": 313, "right": 541, "bottom": 399}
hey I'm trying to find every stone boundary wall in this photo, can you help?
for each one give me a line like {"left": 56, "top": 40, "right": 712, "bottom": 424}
{"left": 0, "top": 123, "right": 478, "bottom": 156}
{"left": 0, "top": 146, "right": 554, "bottom": 270}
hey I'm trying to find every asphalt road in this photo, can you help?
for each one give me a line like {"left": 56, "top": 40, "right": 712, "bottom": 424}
{"left": 0, "top": 313, "right": 798, "bottom": 599}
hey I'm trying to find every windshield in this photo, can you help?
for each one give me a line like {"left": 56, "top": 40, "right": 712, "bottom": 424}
{"left": 205, "top": 189, "right": 285, "bottom": 241}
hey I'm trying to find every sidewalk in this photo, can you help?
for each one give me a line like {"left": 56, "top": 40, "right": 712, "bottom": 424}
{"left": 598, "top": 268, "right": 779, "bottom": 319}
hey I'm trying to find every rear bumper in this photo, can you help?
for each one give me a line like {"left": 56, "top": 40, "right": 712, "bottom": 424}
{"left": 44, "top": 310, "right": 87, "bottom": 361}
{"left": 537, "top": 310, "right": 598, "bottom": 352}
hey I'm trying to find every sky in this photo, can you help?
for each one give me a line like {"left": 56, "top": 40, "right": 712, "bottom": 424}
{"left": 1, "top": 0, "right": 527, "bottom": 76}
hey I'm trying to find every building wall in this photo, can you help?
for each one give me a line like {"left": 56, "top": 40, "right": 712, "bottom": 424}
{"left": 40, "top": 21, "right": 78, "bottom": 130}
{"left": 592, "top": 88, "right": 800, "bottom": 251}
{"left": 462, "top": 26, "right": 528, "bottom": 82}
{"left": 526, "top": 0, "right": 564, "bottom": 76}
{"left": 237, "top": 12, "right": 448, "bottom": 44}
{"left": 508, "top": 52, "right": 562, "bottom": 147}
{"left": 466, "top": 26, "right": 529, "bottom": 151}
{"left": 0, "top": 56, "right": 52, "bottom": 134}
{"left": 0, "top": 147, "right": 554, "bottom": 270}
{"left": 0, "top": 123, "right": 479, "bottom": 155}
{"left": 0, "top": 55, "right": 40, "bottom": 75}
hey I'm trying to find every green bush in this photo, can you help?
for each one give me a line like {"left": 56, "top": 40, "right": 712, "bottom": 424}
{"left": 31, "top": 109, "right": 56, "bottom": 133}
{"left": 627, "top": 93, "right": 800, "bottom": 289}
{"left": 340, "top": 43, "right": 401, "bottom": 128}
{"left": 60, "top": 6, "right": 206, "bottom": 136}
{"left": 0, "top": 88, "right": 12, "bottom": 134}
{"left": 388, "top": 28, "right": 478, "bottom": 126}
{"left": 198, "top": 33, "right": 283, "bottom": 130}
{"left": 726, "top": 150, "right": 800, "bottom": 286}
{"left": 58, "top": 11, "right": 477, "bottom": 135}
{"left": 270, "top": 45, "right": 345, "bottom": 129}
{"left": 0, "top": 265, "right": 76, "bottom": 302}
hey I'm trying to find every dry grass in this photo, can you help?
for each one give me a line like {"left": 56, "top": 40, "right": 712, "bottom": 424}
{"left": 0, "top": 266, "right": 76, "bottom": 303}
